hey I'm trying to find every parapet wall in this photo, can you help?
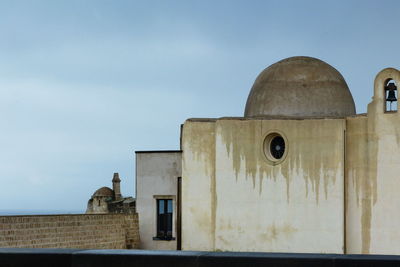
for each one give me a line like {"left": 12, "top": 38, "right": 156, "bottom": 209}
{"left": 0, "top": 214, "right": 139, "bottom": 249}
{"left": 2, "top": 248, "right": 400, "bottom": 267}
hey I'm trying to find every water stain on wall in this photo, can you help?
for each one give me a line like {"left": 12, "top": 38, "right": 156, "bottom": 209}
{"left": 218, "top": 118, "right": 343, "bottom": 203}
{"left": 346, "top": 103, "right": 387, "bottom": 254}
{"left": 183, "top": 120, "right": 216, "bottom": 177}
{"left": 259, "top": 223, "right": 298, "bottom": 242}
{"left": 183, "top": 120, "right": 217, "bottom": 250}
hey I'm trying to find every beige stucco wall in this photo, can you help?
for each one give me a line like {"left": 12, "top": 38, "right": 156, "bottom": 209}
{"left": 345, "top": 115, "right": 368, "bottom": 254}
{"left": 346, "top": 68, "right": 400, "bottom": 255}
{"left": 181, "top": 120, "right": 216, "bottom": 251}
{"left": 136, "top": 151, "right": 181, "bottom": 250}
{"left": 182, "top": 118, "right": 345, "bottom": 253}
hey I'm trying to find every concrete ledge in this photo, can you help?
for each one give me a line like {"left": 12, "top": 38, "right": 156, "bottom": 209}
{"left": 73, "top": 250, "right": 203, "bottom": 267}
{"left": 1, "top": 248, "right": 400, "bottom": 267}
{"left": 0, "top": 248, "right": 81, "bottom": 267}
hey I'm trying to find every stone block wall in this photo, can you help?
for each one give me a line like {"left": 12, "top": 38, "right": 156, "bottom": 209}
{"left": 0, "top": 214, "right": 139, "bottom": 249}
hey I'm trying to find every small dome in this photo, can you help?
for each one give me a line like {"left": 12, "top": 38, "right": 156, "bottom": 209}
{"left": 244, "top": 56, "right": 356, "bottom": 118}
{"left": 92, "top": 187, "right": 114, "bottom": 197}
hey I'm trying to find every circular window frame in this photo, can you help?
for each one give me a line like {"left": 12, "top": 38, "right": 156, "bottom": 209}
{"left": 262, "top": 131, "right": 288, "bottom": 165}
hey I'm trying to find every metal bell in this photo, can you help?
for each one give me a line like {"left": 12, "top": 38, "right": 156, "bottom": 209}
{"left": 386, "top": 82, "right": 397, "bottom": 102}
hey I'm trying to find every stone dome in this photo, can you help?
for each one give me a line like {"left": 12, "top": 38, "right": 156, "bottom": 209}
{"left": 92, "top": 187, "right": 114, "bottom": 197}
{"left": 244, "top": 56, "right": 356, "bottom": 118}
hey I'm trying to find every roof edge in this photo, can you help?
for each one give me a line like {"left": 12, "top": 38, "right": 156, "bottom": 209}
{"left": 135, "top": 150, "right": 182, "bottom": 154}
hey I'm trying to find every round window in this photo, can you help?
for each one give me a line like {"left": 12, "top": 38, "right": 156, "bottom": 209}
{"left": 270, "top": 136, "right": 285, "bottom": 159}
{"left": 263, "top": 132, "right": 287, "bottom": 164}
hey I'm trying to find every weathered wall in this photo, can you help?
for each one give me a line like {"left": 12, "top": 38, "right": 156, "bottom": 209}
{"left": 182, "top": 120, "right": 216, "bottom": 251}
{"left": 182, "top": 117, "right": 345, "bottom": 253}
{"left": 215, "top": 118, "right": 345, "bottom": 253}
{"left": 345, "top": 115, "right": 368, "bottom": 254}
{"left": 0, "top": 214, "right": 139, "bottom": 249}
{"left": 86, "top": 196, "right": 110, "bottom": 214}
{"left": 136, "top": 151, "right": 181, "bottom": 250}
{"left": 346, "top": 68, "right": 400, "bottom": 255}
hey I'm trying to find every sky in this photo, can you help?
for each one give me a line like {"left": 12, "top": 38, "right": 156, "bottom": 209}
{"left": 1, "top": 0, "right": 400, "bottom": 213}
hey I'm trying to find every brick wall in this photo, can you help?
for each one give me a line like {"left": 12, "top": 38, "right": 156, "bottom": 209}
{"left": 0, "top": 214, "right": 139, "bottom": 249}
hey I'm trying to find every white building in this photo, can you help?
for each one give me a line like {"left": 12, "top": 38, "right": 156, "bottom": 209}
{"left": 136, "top": 56, "right": 400, "bottom": 255}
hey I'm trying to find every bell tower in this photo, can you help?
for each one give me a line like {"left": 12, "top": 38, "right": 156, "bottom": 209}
{"left": 112, "top": 172, "right": 122, "bottom": 200}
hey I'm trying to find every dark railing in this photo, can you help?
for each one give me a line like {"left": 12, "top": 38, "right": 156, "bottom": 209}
{"left": 1, "top": 248, "right": 400, "bottom": 267}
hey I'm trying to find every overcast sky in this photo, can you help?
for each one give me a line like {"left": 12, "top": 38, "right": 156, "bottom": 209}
{"left": 1, "top": 0, "right": 399, "bottom": 213}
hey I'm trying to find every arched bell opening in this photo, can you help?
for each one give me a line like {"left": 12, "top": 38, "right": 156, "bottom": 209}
{"left": 384, "top": 78, "right": 398, "bottom": 112}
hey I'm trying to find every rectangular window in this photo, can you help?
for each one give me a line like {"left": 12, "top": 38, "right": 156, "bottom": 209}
{"left": 156, "top": 199, "right": 173, "bottom": 239}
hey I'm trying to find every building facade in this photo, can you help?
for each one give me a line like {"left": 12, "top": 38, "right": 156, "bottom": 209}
{"left": 86, "top": 173, "right": 135, "bottom": 214}
{"left": 135, "top": 151, "right": 182, "bottom": 250}
{"left": 136, "top": 56, "right": 400, "bottom": 254}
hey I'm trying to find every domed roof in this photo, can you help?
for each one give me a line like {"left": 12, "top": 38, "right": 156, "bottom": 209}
{"left": 92, "top": 187, "right": 114, "bottom": 197}
{"left": 244, "top": 56, "right": 356, "bottom": 118}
